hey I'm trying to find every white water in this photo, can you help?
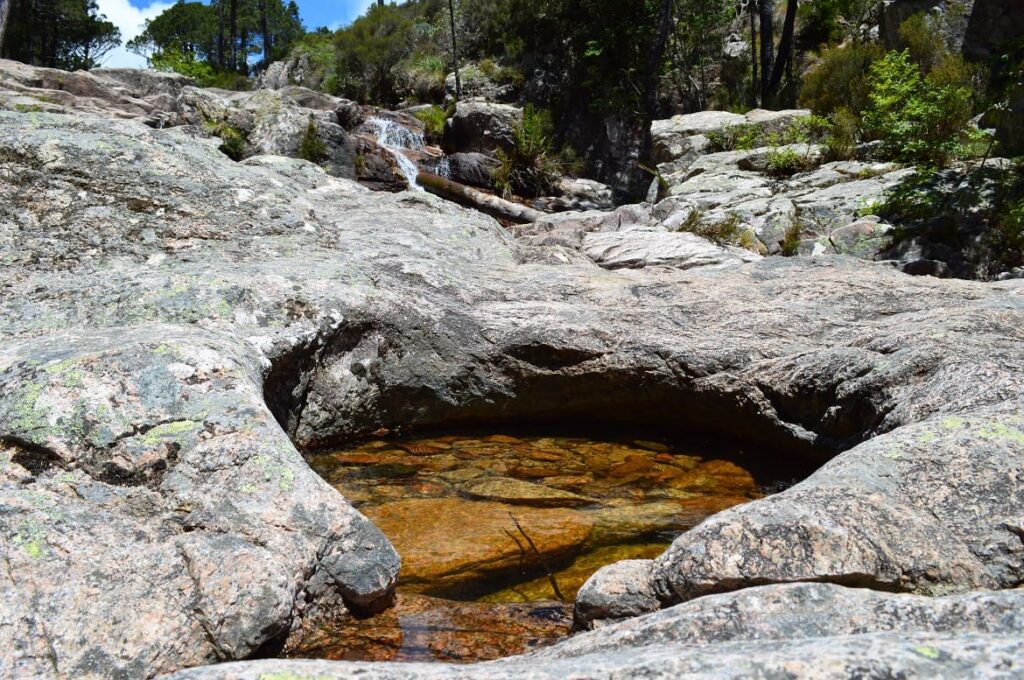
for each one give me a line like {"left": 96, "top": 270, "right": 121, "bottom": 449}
{"left": 365, "top": 117, "right": 425, "bottom": 191}
{"left": 430, "top": 156, "right": 452, "bottom": 180}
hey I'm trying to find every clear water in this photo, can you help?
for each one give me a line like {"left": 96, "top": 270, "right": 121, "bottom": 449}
{"left": 365, "top": 117, "right": 425, "bottom": 191}
{"left": 294, "top": 431, "right": 791, "bottom": 662}
{"left": 307, "top": 433, "right": 780, "bottom": 600}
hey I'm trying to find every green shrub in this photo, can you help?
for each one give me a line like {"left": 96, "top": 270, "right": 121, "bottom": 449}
{"left": 478, "top": 58, "right": 498, "bottom": 78}
{"left": 985, "top": 197, "right": 1024, "bottom": 274}
{"left": 897, "top": 13, "right": 948, "bottom": 75}
{"left": 203, "top": 121, "right": 248, "bottom": 161}
{"left": 797, "top": 0, "right": 873, "bottom": 46}
{"left": 151, "top": 47, "right": 250, "bottom": 90}
{"left": 297, "top": 120, "right": 328, "bottom": 163}
{"left": 493, "top": 105, "right": 562, "bottom": 198}
{"left": 779, "top": 222, "right": 802, "bottom": 256}
{"left": 404, "top": 54, "right": 447, "bottom": 103}
{"left": 707, "top": 123, "right": 761, "bottom": 152}
{"left": 413, "top": 105, "right": 447, "bottom": 141}
{"left": 864, "top": 49, "right": 977, "bottom": 165}
{"left": 558, "top": 145, "right": 586, "bottom": 177}
{"left": 710, "top": 116, "right": 829, "bottom": 154}
{"left": 779, "top": 115, "right": 831, "bottom": 145}
{"left": 877, "top": 162, "right": 1024, "bottom": 278}
{"left": 765, "top": 148, "right": 814, "bottom": 178}
{"left": 799, "top": 41, "right": 884, "bottom": 117}
{"left": 290, "top": 32, "right": 337, "bottom": 92}
{"left": 674, "top": 210, "right": 764, "bottom": 253}
{"left": 824, "top": 107, "right": 858, "bottom": 161}
{"left": 332, "top": 3, "right": 416, "bottom": 108}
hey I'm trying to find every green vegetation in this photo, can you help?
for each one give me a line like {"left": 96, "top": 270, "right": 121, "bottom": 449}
{"left": 126, "top": 0, "right": 303, "bottom": 83}
{"left": 493, "top": 105, "right": 562, "bottom": 198}
{"left": 297, "top": 119, "right": 327, "bottom": 163}
{"left": 1, "top": 0, "right": 120, "bottom": 70}
{"left": 779, "top": 222, "right": 802, "bottom": 256}
{"left": 823, "top": 107, "right": 858, "bottom": 161}
{"left": 708, "top": 115, "right": 829, "bottom": 153}
{"left": 764, "top": 147, "right": 814, "bottom": 178}
{"left": 795, "top": 11, "right": 995, "bottom": 169}
{"left": 673, "top": 209, "right": 764, "bottom": 253}
{"left": 203, "top": 121, "right": 248, "bottom": 161}
{"left": 864, "top": 49, "right": 979, "bottom": 166}
{"left": 982, "top": 173, "right": 1024, "bottom": 275}
{"left": 413, "top": 105, "right": 447, "bottom": 141}
{"left": 707, "top": 123, "right": 761, "bottom": 152}
{"left": 876, "top": 162, "right": 1024, "bottom": 279}
{"left": 799, "top": 41, "right": 885, "bottom": 117}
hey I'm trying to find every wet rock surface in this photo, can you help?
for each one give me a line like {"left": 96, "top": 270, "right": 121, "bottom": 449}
{"left": 0, "top": 64, "right": 1022, "bottom": 679}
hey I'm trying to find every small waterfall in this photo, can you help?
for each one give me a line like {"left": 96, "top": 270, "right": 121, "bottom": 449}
{"left": 430, "top": 156, "right": 452, "bottom": 180}
{"left": 365, "top": 117, "right": 425, "bottom": 191}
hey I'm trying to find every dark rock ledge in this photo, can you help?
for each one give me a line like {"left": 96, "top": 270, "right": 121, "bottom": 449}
{"left": 0, "top": 108, "right": 1022, "bottom": 679}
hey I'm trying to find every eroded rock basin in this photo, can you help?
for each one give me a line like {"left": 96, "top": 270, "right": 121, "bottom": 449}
{"left": 289, "top": 431, "right": 807, "bottom": 661}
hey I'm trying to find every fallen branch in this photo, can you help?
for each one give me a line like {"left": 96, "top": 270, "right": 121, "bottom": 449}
{"left": 417, "top": 171, "right": 546, "bottom": 224}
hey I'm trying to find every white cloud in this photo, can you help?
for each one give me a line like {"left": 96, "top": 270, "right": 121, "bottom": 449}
{"left": 94, "top": 0, "right": 174, "bottom": 68}
{"left": 324, "top": 0, "right": 377, "bottom": 31}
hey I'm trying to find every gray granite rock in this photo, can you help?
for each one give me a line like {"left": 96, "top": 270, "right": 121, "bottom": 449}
{"left": 442, "top": 100, "right": 522, "bottom": 154}
{"left": 582, "top": 231, "right": 761, "bottom": 270}
{"left": 166, "top": 584, "right": 1024, "bottom": 679}
{"left": 1, "top": 80, "right": 1024, "bottom": 679}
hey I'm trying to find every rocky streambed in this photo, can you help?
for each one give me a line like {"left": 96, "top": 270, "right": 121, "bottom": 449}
{"left": 0, "top": 61, "right": 1023, "bottom": 680}
{"left": 281, "top": 432, "right": 783, "bottom": 662}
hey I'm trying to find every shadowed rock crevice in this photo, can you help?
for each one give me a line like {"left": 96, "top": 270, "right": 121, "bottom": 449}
{"left": 262, "top": 324, "right": 876, "bottom": 469}
{"left": 4, "top": 438, "right": 64, "bottom": 475}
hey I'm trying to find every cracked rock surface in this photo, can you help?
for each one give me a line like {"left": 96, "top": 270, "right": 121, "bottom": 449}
{"left": 0, "top": 86, "right": 1022, "bottom": 679}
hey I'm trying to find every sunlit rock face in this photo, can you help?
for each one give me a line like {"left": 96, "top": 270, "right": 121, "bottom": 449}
{"left": 0, "top": 61, "right": 1023, "bottom": 680}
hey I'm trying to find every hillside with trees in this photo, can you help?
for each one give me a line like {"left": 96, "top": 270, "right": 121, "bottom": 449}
{"left": 0, "top": 0, "right": 120, "bottom": 69}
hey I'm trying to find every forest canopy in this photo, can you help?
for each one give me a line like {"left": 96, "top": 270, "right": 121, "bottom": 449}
{"left": 127, "top": 0, "right": 304, "bottom": 84}
{"left": 0, "top": 0, "right": 120, "bottom": 70}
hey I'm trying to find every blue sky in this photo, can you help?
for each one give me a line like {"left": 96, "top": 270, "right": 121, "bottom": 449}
{"left": 98, "top": 0, "right": 377, "bottom": 68}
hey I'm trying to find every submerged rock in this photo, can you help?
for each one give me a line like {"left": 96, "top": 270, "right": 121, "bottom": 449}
{"left": 460, "top": 476, "right": 596, "bottom": 507}
{"left": 283, "top": 593, "right": 572, "bottom": 662}
{"left": 364, "top": 499, "right": 594, "bottom": 596}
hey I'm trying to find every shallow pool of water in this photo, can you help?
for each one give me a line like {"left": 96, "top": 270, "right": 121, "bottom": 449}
{"left": 291, "top": 431, "right": 789, "bottom": 662}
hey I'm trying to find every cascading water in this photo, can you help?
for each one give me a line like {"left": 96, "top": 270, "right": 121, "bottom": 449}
{"left": 365, "top": 117, "right": 425, "bottom": 191}
{"left": 430, "top": 155, "right": 452, "bottom": 180}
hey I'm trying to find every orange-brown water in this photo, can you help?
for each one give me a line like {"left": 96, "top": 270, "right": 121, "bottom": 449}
{"left": 293, "top": 432, "right": 775, "bottom": 662}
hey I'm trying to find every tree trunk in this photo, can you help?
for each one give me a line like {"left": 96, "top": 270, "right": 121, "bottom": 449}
{"left": 239, "top": 27, "right": 248, "bottom": 75}
{"left": 417, "top": 171, "right": 546, "bottom": 224}
{"left": 447, "top": 0, "right": 461, "bottom": 97}
{"left": 749, "top": 0, "right": 758, "bottom": 105}
{"left": 758, "top": 0, "right": 774, "bottom": 100}
{"left": 259, "top": 0, "right": 270, "bottom": 67}
{"left": 643, "top": 0, "right": 674, "bottom": 121}
{"left": 766, "top": 0, "right": 797, "bottom": 98}
{"left": 229, "top": 0, "right": 238, "bottom": 71}
{"left": 0, "top": 0, "right": 12, "bottom": 57}
{"left": 216, "top": 0, "right": 225, "bottom": 68}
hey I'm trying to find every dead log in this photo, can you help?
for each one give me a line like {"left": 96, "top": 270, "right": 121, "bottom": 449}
{"left": 417, "top": 171, "right": 545, "bottom": 224}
